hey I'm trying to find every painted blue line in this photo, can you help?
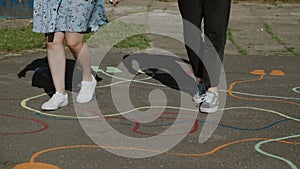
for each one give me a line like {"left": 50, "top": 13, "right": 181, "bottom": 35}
{"left": 35, "top": 113, "right": 133, "bottom": 127}
{"left": 216, "top": 118, "right": 290, "bottom": 131}
{"left": 35, "top": 111, "right": 294, "bottom": 132}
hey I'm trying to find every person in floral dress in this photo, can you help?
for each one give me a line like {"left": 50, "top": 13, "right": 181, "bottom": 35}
{"left": 19, "top": 0, "right": 120, "bottom": 110}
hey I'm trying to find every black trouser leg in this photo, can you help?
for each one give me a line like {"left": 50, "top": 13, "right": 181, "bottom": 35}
{"left": 178, "top": 0, "right": 231, "bottom": 87}
{"left": 203, "top": 0, "right": 231, "bottom": 87}
{"left": 178, "top": 0, "right": 205, "bottom": 80}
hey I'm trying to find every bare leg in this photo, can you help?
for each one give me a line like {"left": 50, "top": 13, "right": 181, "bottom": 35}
{"left": 46, "top": 32, "right": 66, "bottom": 94}
{"left": 65, "top": 32, "right": 92, "bottom": 82}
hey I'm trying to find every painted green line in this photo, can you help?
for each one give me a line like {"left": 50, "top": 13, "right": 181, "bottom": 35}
{"left": 225, "top": 107, "right": 300, "bottom": 122}
{"left": 20, "top": 93, "right": 198, "bottom": 119}
{"left": 255, "top": 134, "right": 300, "bottom": 169}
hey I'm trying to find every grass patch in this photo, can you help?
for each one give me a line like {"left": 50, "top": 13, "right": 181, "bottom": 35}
{"left": 263, "top": 22, "right": 285, "bottom": 44}
{"left": 147, "top": 4, "right": 152, "bottom": 12}
{"left": 114, "top": 34, "right": 151, "bottom": 50}
{"left": 227, "top": 28, "right": 249, "bottom": 55}
{"left": 1, "top": 21, "right": 151, "bottom": 53}
{"left": 0, "top": 22, "right": 45, "bottom": 52}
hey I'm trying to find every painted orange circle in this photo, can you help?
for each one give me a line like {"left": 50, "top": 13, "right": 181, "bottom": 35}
{"left": 13, "top": 162, "right": 60, "bottom": 169}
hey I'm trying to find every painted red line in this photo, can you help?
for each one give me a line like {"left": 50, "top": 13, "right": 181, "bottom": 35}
{"left": 189, "top": 120, "right": 198, "bottom": 134}
{"left": 132, "top": 118, "right": 198, "bottom": 136}
{"left": 0, "top": 114, "right": 48, "bottom": 135}
{"left": 133, "top": 122, "right": 143, "bottom": 135}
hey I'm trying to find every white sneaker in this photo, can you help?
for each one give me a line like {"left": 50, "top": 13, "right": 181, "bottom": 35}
{"left": 76, "top": 75, "right": 97, "bottom": 103}
{"left": 41, "top": 92, "right": 68, "bottom": 110}
{"left": 200, "top": 92, "right": 219, "bottom": 113}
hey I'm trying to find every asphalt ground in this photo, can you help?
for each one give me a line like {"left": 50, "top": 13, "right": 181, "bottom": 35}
{"left": 0, "top": 1, "right": 300, "bottom": 169}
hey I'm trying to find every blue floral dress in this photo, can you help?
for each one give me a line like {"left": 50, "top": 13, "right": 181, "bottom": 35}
{"left": 33, "top": 0, "right": 108, "bottom": 33}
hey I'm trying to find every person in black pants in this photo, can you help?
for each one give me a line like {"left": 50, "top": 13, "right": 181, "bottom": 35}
{"left": 178, "top": 0, "right": 231, "bottom": 113}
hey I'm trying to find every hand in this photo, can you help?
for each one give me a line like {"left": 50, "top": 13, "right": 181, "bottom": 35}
{"left": 19, "top": 0, "right": 21, "bottom": 3}
{"left": 110, "top": 0, "right": 120, "bottom": 6}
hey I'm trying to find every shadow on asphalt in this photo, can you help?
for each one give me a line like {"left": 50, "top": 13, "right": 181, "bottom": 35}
{"left": 122, "top": 53, "right": 197, "bottom": 96}
{"left": 17, "top": 57, "right": 102, "bottom": 96}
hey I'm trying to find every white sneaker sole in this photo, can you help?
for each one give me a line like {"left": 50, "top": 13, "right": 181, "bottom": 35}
{"left": 200, "top": 106, "right": 218, "bottom": 113}
{"left": 41, "top": 101, "right": 68, "bottom": 111}
{"left": 76, "top": 94, "right": 95, "bottom": 104}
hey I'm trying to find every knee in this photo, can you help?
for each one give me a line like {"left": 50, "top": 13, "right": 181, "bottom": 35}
{"left": 46, "top": 40, "right": 62, "bottom": 50}
{"left": 45, "top": 33, "right": 65, "bottom": 50}
{"left": 66, "top": 39, "right": 83, "bottom": 51}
